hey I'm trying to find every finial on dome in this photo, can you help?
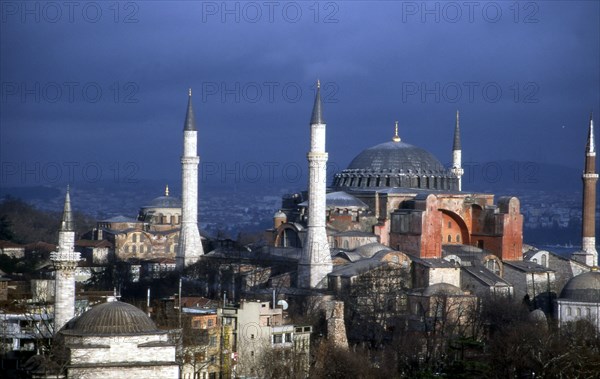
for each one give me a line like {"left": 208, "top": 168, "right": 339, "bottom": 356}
{"left": 392, "top": 121, "right": 401, "bottom": 142}
{"left": 165, "top": 184, "right": 169, "bottom": 197}
{"left": 188, "top": 88, "right": 192, "bottom": 97}
{"left": 317, "top": 79, "right": 320, "bottom": 89}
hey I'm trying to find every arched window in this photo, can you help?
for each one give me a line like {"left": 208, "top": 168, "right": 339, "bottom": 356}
{"left": 576, "top": 308, "right": 581, "bottom": 317}
{"left": 447, "top": 235, "right": 452, "bottom": 243}
{"left": 132, "top": 245, "right": 137, "bottom": 254}
{"left": 456, "top": 234, "right": 460, "bottom": 243}
{"left": 486, "top": 259, "right": 500, "bottom": 276}
{"left": 448, "top": 221, "right": 452, "bottom": 228}
{"left": 567, "top": 307, "right": 572, "bottom": 316}
{"left": 541, "top": 255, "right": 547, "bottom": 267}
{"left": 343, "top": 240, "right": 349, "bottom": 249}
{"left": 533, "top": 258, "right": 538, "bottom": 264}
{"left": 132, "top": 234, "right": 137, "bottom": 243}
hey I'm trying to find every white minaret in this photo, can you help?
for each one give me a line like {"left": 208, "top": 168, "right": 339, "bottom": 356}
{"left": 298, "top": 81, "right": 333, "bottom": 289}
{"left": 50, "top": 186, "right": 80, "bottom": 332}
{"left": 177, "top": 89, "right": 204, "bottom": 270}
{"left": 451, "top": 110, "right": 464, "bottom": 191}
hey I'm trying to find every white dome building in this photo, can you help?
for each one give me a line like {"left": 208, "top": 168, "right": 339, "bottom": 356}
{"left": 58, "top": 299, "right": 179, "bottom": 379}
{"left": 556, "top": 269, "right": 600, "bottom": 329}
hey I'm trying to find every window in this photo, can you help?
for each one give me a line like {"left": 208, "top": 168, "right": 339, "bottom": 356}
{"left": 132, "top": 234, "right": 137, "bottom": 243}
{"left": 273, "top": 334, "right": 283, "bottom": 344}
{"left": 192, "top": 319, "right": 200, "bottom": 329}
{"left": 576, "top": 308, "right": 581, "bottom": 317}
{"left": 207, "top": 319, "right": 214, "bottom": 327}
{"left": 285, "top": 333, "right": 292, "bottom": 343}
{"left": 209, "top": 336, "right": 217, "bottom": 346}
{"left": 448, "top": 221, "right": 452, "bottom": 228}
{"left": 456, "top": 234, "right": 460, "bottom": 243}
{"left": 541, "top": 255, "right": 547, "bottom": 267}
{"left": 132, "top": 245, "right": 137, "bottom": 254}
{"left": 447, "top": 235, "right": 452, "bottom": 242}
{"left": 567, "top": 307, "right": 572, "bottom": 316}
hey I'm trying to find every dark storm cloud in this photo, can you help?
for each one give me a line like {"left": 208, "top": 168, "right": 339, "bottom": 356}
{"left": 1, "top": 1, "right": 598, "bottom": 187}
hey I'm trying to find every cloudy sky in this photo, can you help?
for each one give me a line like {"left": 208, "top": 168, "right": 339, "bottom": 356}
{"left": 1, "top": 1, "right": 599, "bottom": 188}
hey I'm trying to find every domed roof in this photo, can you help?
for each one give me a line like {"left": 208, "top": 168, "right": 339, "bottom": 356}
{"left": 348, "top": 141, "right": 445, "bottom": 173}
{"left": 144, "top": 195, "right": 182, "bottom": 209}
{"left": 423, "top": 282, "right": 464, "bottom": 296}
{"left": 353, "top": 242, "right": 392, "bottom": 259}
{"left": 332, "top": 139, "right": 458, "bottom": 191}
{"left": 62, "top": 301, "right": 161, "bottom": 336}
{"left": 560, "top": 270, "right": 600, "bottom": 303}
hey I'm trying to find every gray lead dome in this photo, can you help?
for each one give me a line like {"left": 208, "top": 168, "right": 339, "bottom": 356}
{"left": 333, "top": 141, "right": 459, "bottom": 191}
{"left": 560, "top": 271, "right": 600, "bottom": 303}
{"left": 62, "top": 301, "right": 161, "bottom": 335}
{"left": 146, "top": 195, "right": 182, "bottom": 208}
{"left": 348, "top": 141, "right": 444, "bottom": 172}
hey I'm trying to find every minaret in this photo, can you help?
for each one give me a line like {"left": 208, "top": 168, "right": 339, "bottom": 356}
{"left": 451, "top": 110, "right": 464, "bottom": 191}
{"left": 578, "top": 113, "right": 598, "bottom": 266}
{"left": 177, "top": 89, "right": 204, "bottom": 270}
{"left": 50, "top": 186, "right": 80, "bottom": 332}
{"left": 298, "top": 80, "right": 332, "bottom": 289}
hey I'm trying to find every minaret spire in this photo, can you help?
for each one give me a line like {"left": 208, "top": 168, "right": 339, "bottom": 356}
{"left": 587, "top": 112, "right": 595, "bottom": 154}
{"left": 299, "top": 80, "right": 332, "bottom": 289}
{"left": 184, "top": 88, "right": 196, "bottom": 131}
{"left": 310, "top": 80, "right": 324, "bottom": 125}
{"left": 51, "top": 186, "right": 80, "bottom": 332}
{"left": 451, "top": 110, "right": 464, "bottom": 191}
{"left": 61, "top": 185, "right": 74, "bottom": 231}
{"left": 453, "top": 110, "right": 462, "bottom": 151}
{"left": 392, "top": 121, "right": 401, "bottom": 142}
{"left": 576, "top": 113, "right": 598, "bottom": 267}
{"left": 177, "top": 89, "right": 204, "bottom": 269}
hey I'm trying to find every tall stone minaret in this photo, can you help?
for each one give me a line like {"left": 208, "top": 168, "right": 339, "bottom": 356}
{"left": 298, "top": 81, "right": 332, "bottom": 289}
{"left": 579, "top": 113, "right": 598, "bottom": 266}
{"left": 177, "top": 89, "right": 204, "bottom": 270}
{"left": 50, "top": 186, "right": 80, "bottom": 332}
{"left": 451, "top": 110, "right": 464, "bottom": 191}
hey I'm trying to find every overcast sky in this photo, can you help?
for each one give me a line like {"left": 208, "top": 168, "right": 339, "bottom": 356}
{"left": 1, "top": 1, "right": 599, "bottom": 188}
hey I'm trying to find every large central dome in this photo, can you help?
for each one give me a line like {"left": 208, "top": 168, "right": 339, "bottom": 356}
{"left": 347, "top": 141, "right": 445, "bottom": 172}
{"left": 333, "top": 137, "right": 458, "bottom": 191}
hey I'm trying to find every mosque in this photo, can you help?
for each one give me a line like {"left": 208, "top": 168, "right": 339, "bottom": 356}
{"left": 34, "top": 84, "right": 599, "bottom": 377}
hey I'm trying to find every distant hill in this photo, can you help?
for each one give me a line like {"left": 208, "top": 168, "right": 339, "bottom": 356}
{"left": 462, "top": 160, "right": 580, "bottom": 193}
